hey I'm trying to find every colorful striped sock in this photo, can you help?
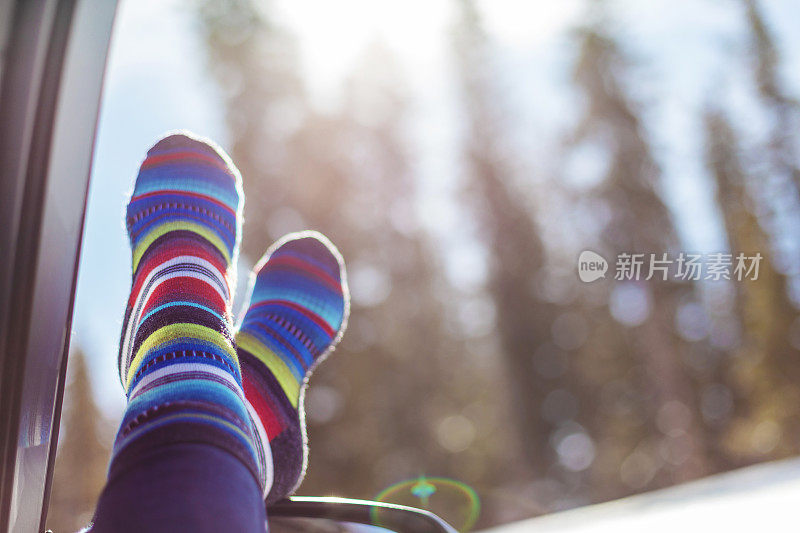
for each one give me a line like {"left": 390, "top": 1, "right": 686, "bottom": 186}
{"left": 236, "top": 231, "right": 349, "bottom": 503}
{"left": 113, "top": 132, "right": 270, "bottom": 493}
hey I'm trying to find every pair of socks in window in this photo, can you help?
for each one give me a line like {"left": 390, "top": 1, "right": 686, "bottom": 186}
{"left": 113, "top": 132, "right": 348, "bottom": 504}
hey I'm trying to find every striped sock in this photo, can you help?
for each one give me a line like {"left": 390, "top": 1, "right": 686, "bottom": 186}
{"left": 236, "top": 231, "right": 349, "bottom": 503}
{"left": 113, "top": 132, "right": 270, "bottom": 493}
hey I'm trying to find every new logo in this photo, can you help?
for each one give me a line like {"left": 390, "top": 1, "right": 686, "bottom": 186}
{"left": 578, "top": 250, "right": 608, "bottom": 282}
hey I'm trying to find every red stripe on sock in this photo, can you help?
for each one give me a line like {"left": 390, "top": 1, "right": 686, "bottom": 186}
{"left": 140, "top": 151, "right": 234, "bottom": 175}
{"left": 249, "top": 321, "right": 310, "bottom": 369}
{"left": 127, "top": 210, "right": 233, "bottom": 243}
{"left": 266, "top": 256, "right": 342, "bottom": 293}
{"left": 129, "top": 190, "right": 236, "bottom": 216}
{"left": 248, "top": 299, "right": 336, "bottom": 337}
{"left": 243, "top": 373, "right": 286, "bottom": 442}
{"left": 141, "top": 276, "right": 227, "bottom": 317}
{"left": 129, "top": 243, "right": 228, "bottom": 308}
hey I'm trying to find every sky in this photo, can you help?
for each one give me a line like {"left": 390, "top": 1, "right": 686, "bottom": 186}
{"left": 69, "top": 0, "right": 800, "bottom": 420}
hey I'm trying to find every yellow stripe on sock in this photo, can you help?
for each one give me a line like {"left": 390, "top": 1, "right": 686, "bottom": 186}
{"left": 236, "top": 331, "right": 300, "bottom": 408}
{"left": 132, "top": 220, "right": 231, "bottom": 272}
{"left": 126, "top": 323, "right": 239, "bottom": 391}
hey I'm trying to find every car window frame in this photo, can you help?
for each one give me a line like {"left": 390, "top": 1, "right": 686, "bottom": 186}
{"left": 0, "top": 1, "right": 117, "bottom": 530}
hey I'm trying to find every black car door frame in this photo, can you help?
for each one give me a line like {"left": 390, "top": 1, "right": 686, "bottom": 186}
{"left": 0, "top": 0, "right": 117, "bottom": 531}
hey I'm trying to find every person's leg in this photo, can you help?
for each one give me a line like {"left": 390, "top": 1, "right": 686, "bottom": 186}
{"left": 235, "top": 232, "right": 349, "bottom": 504}
{"left": 91, "top": 133, "right": 269, "bottom": 532}
{"left": 89, "top": 444, "right": 265, "bottom": 532}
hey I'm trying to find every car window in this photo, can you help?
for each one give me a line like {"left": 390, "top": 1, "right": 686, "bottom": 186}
{"left": 46, "top": 1, "right": 800, "bottom": 532}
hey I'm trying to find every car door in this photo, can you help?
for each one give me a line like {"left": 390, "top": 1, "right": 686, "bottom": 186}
{"left": 0, "top": 1, "right": 117, "bottom": 531}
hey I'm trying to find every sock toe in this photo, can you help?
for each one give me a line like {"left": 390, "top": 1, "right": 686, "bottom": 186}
{"left": 248, "top": 230, "right": 350, "bottom": 336}
{"left": 147, "top": 131, "right": 233, "bottom": 163}
{"left": 125, "top": 132, "right": 243, "bottom": 275}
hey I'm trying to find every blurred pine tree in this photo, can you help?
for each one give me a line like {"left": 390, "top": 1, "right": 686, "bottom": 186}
{"left": 196, "top": 0, "right": 308, "bottom": 259}
{"left": 46, "top": 350, "right": 110, "bottom": 532}
{"left": 744, "top": 0, "right": 800, "bottom": 195}
{"left": 704, "top": 109, "right": 800, "bottom": 460}
{"left": 450, "top": 0, "right": 568, "bottom": 501}
{"left": 570, "top": 23, "right": 711, "bottom": 487}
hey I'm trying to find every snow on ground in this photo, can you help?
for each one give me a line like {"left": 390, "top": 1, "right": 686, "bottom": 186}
{"left": 483, "top": 458, "right": 800, "bottom": 532}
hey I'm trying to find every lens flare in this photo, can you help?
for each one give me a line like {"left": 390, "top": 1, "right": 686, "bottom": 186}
{"left": 373, "top": 476, "right": 480, "bottom": 532}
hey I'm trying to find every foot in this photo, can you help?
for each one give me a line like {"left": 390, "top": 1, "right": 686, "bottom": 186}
{"left": 113, "top": 132, "right": 269, "bottom": 488}
{"left": 236, "top": 231, "right": 349, "bottom": 503}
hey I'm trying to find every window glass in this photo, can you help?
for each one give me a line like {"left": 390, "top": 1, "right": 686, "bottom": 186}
{"left": 49, "top": 1, "right": 800, "bottom": 532}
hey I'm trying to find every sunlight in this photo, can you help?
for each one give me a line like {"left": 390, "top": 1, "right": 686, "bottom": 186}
{"left": 271, "top": 0, "right": 582, "bottom": 105}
